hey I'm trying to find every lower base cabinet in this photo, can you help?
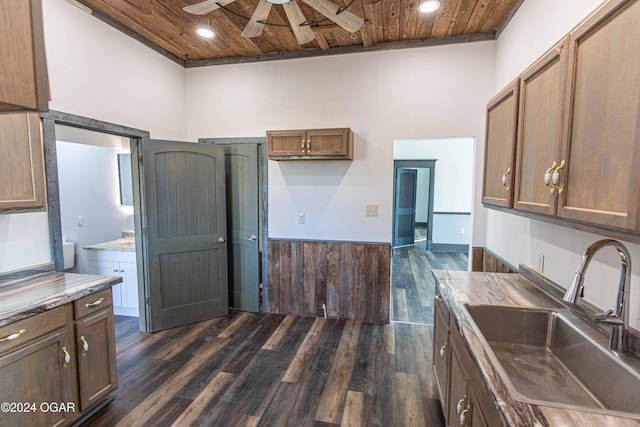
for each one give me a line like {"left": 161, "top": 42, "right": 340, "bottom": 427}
{"left": 0, "top": 289, "right": 116, "bottom": 427}
{"left": 433, "top": 293, "right": 501, "bottom": 427}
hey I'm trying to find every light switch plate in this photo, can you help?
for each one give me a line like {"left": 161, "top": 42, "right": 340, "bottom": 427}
{"left": 365, "top": 204, "right": 379, "bottom": 217}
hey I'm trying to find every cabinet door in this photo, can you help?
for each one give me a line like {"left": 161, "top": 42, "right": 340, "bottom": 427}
{"left": 266, "top": 130, "right": 307, "bottom": 158}
{"left": 0, "top": 329, "right": 78, "bottom": 427}
{"left": 306, "top": 128, "right": 353, "bottom": 159}
{"left": 514, "top": 40, "right": 567, "bottom": 215}
{"left": 558, "top": 0, "right": 640, "bottom": 230}
{"left": 468, "top": 386, "right": 488, "bottom": 427}
{"left": 75, "top": 309, "right": 117, "bottom": 411}
{"left": 120, "top": 262, "right": 139, "bottom": 310}
{"left": 482, "top": 80, "right": 519, "bottom": 208}
{"left": 432, "top": 298, "right": 449, "bottom": 415}
{"left": 0, "top": 113, "right": 46, "bottom": 211}
{"left": 90, "top": 261, "right": 123, "bottom": 307}
{"left": 447, "top": 343, "right": 468, "bottom": 427}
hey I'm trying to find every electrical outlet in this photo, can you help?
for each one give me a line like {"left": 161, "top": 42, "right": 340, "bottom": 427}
{"left": 365, "top": 204, "right": 379, "bottom": 217}
{"left": 537, "top": 254, "right": 545, "bottom": 273}
{"left": 77, "top": 216, "right": 83, "bottom": 227}
{"left": 298, "top": 213, "right": 305, "bottom": 224}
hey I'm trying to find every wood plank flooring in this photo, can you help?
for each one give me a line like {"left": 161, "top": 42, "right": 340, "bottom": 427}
{"left": 86, "top": 250, "right": 463, "bottom": 426}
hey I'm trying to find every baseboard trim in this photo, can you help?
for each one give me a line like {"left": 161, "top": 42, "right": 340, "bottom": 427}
{"left": 431, "top": 243, "right": 468, "bottom": 252}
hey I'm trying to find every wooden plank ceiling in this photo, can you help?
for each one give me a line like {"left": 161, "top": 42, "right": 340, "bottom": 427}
{"left": 72, "top": 0, "right": 521, "bottom": 66}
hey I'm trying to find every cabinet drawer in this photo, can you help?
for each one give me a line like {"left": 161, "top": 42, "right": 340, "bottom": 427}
{"left": 75, "top": 289, "right": 113, "bottom": 320}
{"left": 0, "top": 305, "right": 68, "bottom": 356}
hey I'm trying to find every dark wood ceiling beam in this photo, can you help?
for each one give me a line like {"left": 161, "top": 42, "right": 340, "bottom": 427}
{"left": 186, "top": 31, "right": 494, "bottom": 67}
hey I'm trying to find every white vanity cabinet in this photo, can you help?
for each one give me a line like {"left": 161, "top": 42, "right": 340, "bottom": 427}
{"left": 86, "top": 249, "right": 138, "bottom": 317}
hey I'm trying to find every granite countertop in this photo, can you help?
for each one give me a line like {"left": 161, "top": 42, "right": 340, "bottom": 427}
{"left": 84, "top": 238, "right": 135, "bottom": 252}
{"left": 0, "top": 271, "right": 122, "bottom": 327}
{"left": 433, "top": 268, "right": 640, "bottom": 427}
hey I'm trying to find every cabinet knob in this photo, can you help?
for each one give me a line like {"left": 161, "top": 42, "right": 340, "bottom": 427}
{"left": 80, "top": 336, "right": 89, "bottom": 356}
{"left": 435, "top": 295, "right": 443, "bottom": 302}
{"left": 501, "top": 168, "right": 511, "bottom": 192}
{"left": 439, "top": 343, "right": 447, "bottom": 359}
{"left": 244, "top": 235, "right": 257, "bottom": 241}
{"left": 0, "top": 329, "right": 26, "bottom": 343}
{"left": 216, "top": 237, "right": 226, "bottom": 244}
{"left": 62, "top": 346, "right": 71, "bottom": 368}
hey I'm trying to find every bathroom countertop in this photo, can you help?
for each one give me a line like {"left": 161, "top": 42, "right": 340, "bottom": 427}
{"left": 0, "top": 271, "right": 121, "bottom": 327}
{"left": 84, "top": 238, "right": 135, "bottom": 252}
{"left": 433, "top": 268, "right": 640, "bottom": 426}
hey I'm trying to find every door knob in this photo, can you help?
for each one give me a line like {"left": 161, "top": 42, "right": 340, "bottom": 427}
{"left": 244, "top": 235, "right": 257, "bottom": 241}
{"left": 216, "top": 237, "right": 226, "bottom": 244}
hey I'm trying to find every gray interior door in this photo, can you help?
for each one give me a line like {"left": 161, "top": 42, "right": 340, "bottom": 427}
{"left": 394, "top": 168, "right": 418, "bottom": 247}
{"left": 224, "top": 144, "right": 260, "bottom": 312}
{"left": 142, "top": 139, "right": 228, "bottom": 332}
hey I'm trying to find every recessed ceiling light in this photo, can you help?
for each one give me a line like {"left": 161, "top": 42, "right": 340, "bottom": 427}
{"left": 418, "top": 0, "right": 440, "bottom": 13}
{"left": 196, "top": 26, "right": 215, "bottom": 39}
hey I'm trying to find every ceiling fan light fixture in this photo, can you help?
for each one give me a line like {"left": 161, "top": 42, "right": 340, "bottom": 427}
{"left": 418, "top": 0, "right": 440, "bottom": 13}
{"left": 196, "top": 25, "right": 215, "bottom": 38}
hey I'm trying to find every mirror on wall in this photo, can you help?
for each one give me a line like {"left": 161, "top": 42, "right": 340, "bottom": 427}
{"left": 118, "top": 153, "right": 133, "bottom": 206}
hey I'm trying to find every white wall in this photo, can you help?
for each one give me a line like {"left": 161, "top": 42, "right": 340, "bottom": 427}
{"left": 490, "top": 0, "right": 640, "bottom": 329}
{"left": 185, "top": 44, "right": 495, "bottom": 243}
{"left": 57, "top": 139, "right": 133, "bottom": 274}
{"left": 0, "top": 0, "right": 187, "bottom": 273}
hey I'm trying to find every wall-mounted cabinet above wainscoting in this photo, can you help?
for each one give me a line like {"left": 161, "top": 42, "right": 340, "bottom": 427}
{"left": 482, "top": 0, "right": 640, "bottom": 240}
{"left": 266, "top": 128, "right": 354, "bottom": 160}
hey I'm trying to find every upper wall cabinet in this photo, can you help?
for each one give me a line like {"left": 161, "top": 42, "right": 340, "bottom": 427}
{"left": 513, "top": 39, "right": 568, "bottom": 216}
{"left": 481, "top": 80, "right": 519, "bottom": 208}
{"left": 266, "top": 128, "right": 354, "bottom": 160}
{"left": 0, "top": 0, "right": 50, "bottom": 112}
{"left": 557, "top": 0, "right": 640, "bottom": 231}
{"left": 0, "top": 112, "right": 46, "bottom": 212}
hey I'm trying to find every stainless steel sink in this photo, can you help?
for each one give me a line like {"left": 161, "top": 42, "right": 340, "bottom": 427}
{"left": 462, "top": 303, "right": 640, "bottom": 419}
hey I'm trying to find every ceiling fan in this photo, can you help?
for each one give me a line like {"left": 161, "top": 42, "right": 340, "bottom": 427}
{"left": 183, "top": 0, "right": 365, "bottom": 45}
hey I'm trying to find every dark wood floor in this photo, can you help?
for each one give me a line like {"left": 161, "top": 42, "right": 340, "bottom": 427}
{"left": 86, "top": 249, "right": 466, "bottom": 426}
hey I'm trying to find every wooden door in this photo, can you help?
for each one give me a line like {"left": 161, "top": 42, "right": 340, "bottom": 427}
{"left": 266, "top": 130, "right": 306, "bottom": 157}
{"left": 557, "top": 0, "right": 640, "bottom": 230}
{"left": 224, "top": 144, "right": 260, "bottom": 312}
{"left": 306, "top": 128, "right": 352, "bottom": 158}
{"left": 142, "top": 139, "right": 228, "bottom": 331}
{"left": 75, "top": 309, "right": 117, "bottom": 411}
{"left": 0, "top": 329, "right": 77, "bottom": 427}
{"left": 0, "top": 112, "right": 45, "bottom": 210}
{"left": 482, "top": 80, "right": 519, "bottom": 208}
{"left": 393, "top": 168, "right": 417, "bottom": 247}
{"left": 514, "top": 40, "right": 567, "bottom": 216}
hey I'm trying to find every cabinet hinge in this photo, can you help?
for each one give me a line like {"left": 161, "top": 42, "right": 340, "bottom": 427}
{"left": 146, "top": 297, "right": 151, "bottom": 305}
{"left": 143, "top": 228, "right": 148, "bottom": 237}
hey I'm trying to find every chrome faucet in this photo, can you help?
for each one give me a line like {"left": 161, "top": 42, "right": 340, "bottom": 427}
{"left": 562, "top": 239, "right": 631, "bottom": 353}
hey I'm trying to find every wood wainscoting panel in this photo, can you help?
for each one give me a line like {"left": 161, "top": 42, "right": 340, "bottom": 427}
{"left": 267, "top": 240, "right": 391, "bottom": 323}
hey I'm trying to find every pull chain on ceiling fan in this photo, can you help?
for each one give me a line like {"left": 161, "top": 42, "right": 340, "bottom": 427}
{"left": 183, "top": 0, "right": 364, "bottom": 45}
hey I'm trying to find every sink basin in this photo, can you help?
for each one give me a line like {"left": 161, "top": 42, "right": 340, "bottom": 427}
{"left": 462, "top": 303, "right": 640, "bottom": 419}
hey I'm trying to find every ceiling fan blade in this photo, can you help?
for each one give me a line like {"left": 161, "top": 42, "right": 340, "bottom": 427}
{"left": 300, "top": 0, "right": 364, "bottom": 33}
{"left": 241, "top": 0, "right": 273, "bottom": 38}
{"left": 282, "top": 1, "right": 315, "bottom": 45}
{"left": 183, "top": 0, "right": 236, "bottom": 15}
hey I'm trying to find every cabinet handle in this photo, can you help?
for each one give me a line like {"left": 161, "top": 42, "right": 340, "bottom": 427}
{"left": 460, "top": 408, "right": 469, "bottom": 426}
{"left": 456, "top": 396, "right": 467, "bottom": 414}
{"left": 301, "top": 139, "right": 305, "bottom": 150}
{"left": 62, "top": 346, "right": 71, "bottom": 368}
{"left": 0, "top": 329, "right": 26, "bottom": 342}
{"left": 85, "top": 297, "right": 104, "bottom": 308}
{"left": 501, "top": 168, "right": 511, "bottom": 192}
{"left": 80, "top": 336, "right": 89, "bottom": 356}
{"left": 114, "top": 269, "right": 119, "bottom": 273}
{"left": 439, "top": 343, "right": 447, "bottom": 359}
{"left": 544, "top": 161, "right": 557, "bottom": 193}
{"left": 244, "top": 235, "right": 257, "bottom": 241}
{"left": 307, "top": 140, "right": 311, "bottom": 153}
{"left": 551, "top": 160, "right": 565, "bottom": 194}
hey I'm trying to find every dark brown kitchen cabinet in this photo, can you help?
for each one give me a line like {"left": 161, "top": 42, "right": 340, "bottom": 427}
{"left": 0, "top": 288, "right": 117, "bottom": 427}
{"left": 74, "top": 289, "right": 117, "bottom": 412}
{"left": 433, "top": 295, "right": 501, "bottom": 427}
{"left": 0, "top": 305, "right": 79, "bottom": 427}
{"left": 0, "top": 112, "right": 46, "bottom": 212}
{"left": 266, "top": 128, "right": 353, "bottom": 160}
{"left": 513, "top": 39, "right": 568, "bottom": 216}
{"left": 481, "top": 80, "right": 519, "bottom": 208}
{"left": 557, "top": 0, "right": 640, "bottom": 231}
{"left": 0, "top": 0, "right": 49, "bottom": 112}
